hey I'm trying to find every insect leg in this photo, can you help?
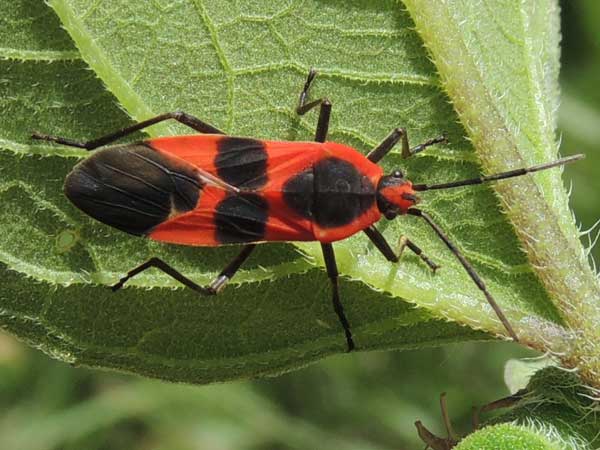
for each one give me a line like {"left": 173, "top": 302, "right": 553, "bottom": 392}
{"left": 415, "top": 393, "right": 459, "bottom": 450}
{"left": 407, "top": 208, "right": 519, "bottom": 341}
{"left": 295, "top": 69, "right": 331, "bottom": 142}
{"left": 366, "top": 128, "right": 447, "bottom": 163}
{"left": 405, "top": 133, "right": 447, "bottom": 159}
{"left": 314, "top": 100, "right": 332, "bottom": 143}
{"left": 296, "top": 68, "right": 321, "bottom": 115}
{"left": 363, "top": 226, "right": 439, "bottom": 272}
{"left": 111, "top": 257, "right": 214, "bottom": 294}
{"left": 398, "top": 236, "right": 440, "bottom": 272}
{"left": 111, "top": 244, "right": 256, "bottom": 295}
{"left": 321, "top": 243, "right": 355, "bottom": 352}
{"left": 207, "top": 244, "right": 257, "bottom": 293}
{"left": 31, "top": 111, "right": 224, "bottom": 151}
{"left": 366, "top": 128, "right": 404, "bottom": 163}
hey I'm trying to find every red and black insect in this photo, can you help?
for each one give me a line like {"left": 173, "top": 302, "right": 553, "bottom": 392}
{"left": 32, "top": 69, "right": 582, "bottom": 351}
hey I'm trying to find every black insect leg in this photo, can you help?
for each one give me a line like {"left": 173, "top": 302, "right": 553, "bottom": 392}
{"left": 111, "top": 244, "right": 256, "bottom": 295}
{"left": 31, "top": 111, "right": 224, "bottom": 151}
{"left": 407, "top": 208, "right": 519, "bottom": 341}
{"left": 297, "top": 70, "right": 350, "bottom": 349}
{"left": 366, "top": 128, "right": 404, "bottom": 163}
{"left": 405, "top": 133, "right": 447, "bottom": 159}
{"left": 363, "top": 226, "right": 439, "bottom": 272}
{"left": 398, "top": 236, "right": 440, "bottom": 272}
{"left": 313, "top": 100, "right": 332, "bottom": 143}
{"left": 296, "top": 68, "right": 320, "bottom": 115}
{"left": 207, "top": 244, "right": 257, "bottom": 293}
{"left": 321, "top": 243, "right": 355, "bottom": 352}
{"left": 366, "top": 128, "right": 447, "bottom": 163}
{"left": 296, "top": 68, "right": 332, "bottom": 142}
{"left": 111, "top": 257, "right": 213, "bottom": 294}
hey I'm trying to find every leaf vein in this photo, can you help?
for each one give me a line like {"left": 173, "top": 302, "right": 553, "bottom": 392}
{"left": 0, "top": 48, "right": 81, "bottom": 62}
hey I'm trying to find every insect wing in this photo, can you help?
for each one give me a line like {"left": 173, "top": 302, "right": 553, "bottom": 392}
{"left": 147, "top": 136, "right": 324, "bottom": 246}
{"left": 148, "top": 134, "right": 269, "bottom": 190}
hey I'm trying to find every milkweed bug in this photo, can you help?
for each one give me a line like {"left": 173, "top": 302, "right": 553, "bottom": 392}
{"left": 32, "top": 69, "right": 583, "bottom": 352}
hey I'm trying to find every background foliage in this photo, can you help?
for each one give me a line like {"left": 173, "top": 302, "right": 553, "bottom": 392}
{"left": 0, "top": 1, "right": 599, "bottom": 449}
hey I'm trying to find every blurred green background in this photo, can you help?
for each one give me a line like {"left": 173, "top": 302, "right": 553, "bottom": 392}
{"left": 1, "top": 2, "right": 598, "bottom": 449}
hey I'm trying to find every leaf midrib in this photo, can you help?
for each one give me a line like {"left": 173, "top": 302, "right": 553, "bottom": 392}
{"left": 47, "top": 0, "right": 177, "bottom": 137}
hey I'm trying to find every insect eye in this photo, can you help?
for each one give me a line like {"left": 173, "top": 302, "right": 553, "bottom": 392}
{"left": 392, "top": 170, "right": 403, "bottom": 178}
{"left": 384, "top": 209, "right": 398, "bottom": 220}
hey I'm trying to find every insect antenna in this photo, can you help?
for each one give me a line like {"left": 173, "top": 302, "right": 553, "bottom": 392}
{"left": 407, "top": 208, "right": 519, "bottom": 341}
{"left": 412, "top": 154, "right": 584, "bottom": 192}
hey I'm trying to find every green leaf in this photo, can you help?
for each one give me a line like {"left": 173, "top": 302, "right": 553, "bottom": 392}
{"left": 414, "top": 367, "right": 598, "bottom": 449}
{"left": 0, "top": 0, "right": 308, "bottom": 286}
{"left": 1, "top": 262, "right": 480, "bottom": 383}
{"left": 510, "top": 367, "right": 599, "bottom": 448}
{"left": 402, "top": 0, "right": 600, "bottom": 385}
{"left": 0, "top": 0, "right": 590, "bottom": 382}
{"left": 458, "top": 367, "right": 599, "bottom": 450}
{"left": 44, "top": 0, "right": 570, "bottom": 331}
{"left": 503, "top": 357, "right": 553, "bottom": 394}
{"left": 0, "top": 0, "right": 479, "bottom": 382}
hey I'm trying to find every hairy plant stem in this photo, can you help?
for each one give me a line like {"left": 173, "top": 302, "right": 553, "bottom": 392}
{"left": 403, "top": 0, "right": 600, "bottom": 388}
